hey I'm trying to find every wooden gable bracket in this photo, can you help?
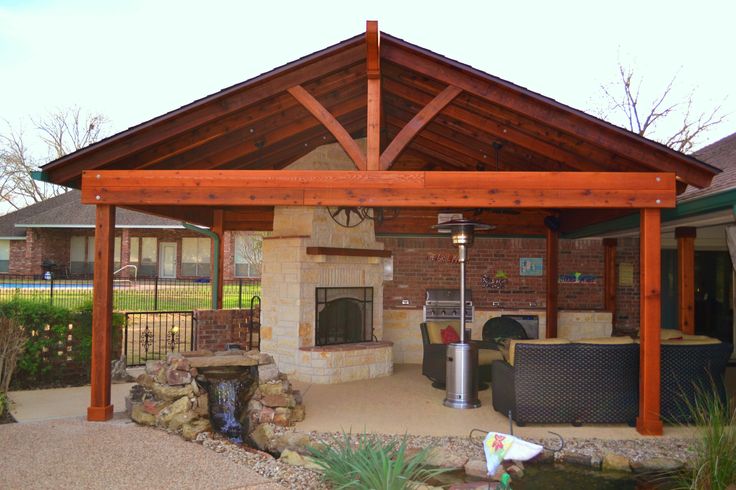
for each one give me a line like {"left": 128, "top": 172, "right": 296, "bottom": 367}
{"left": 287, "top": 85, "right": 367, "bottom": 170}
{"left": 288, "top": 21, "right": 462, "bottom": 173}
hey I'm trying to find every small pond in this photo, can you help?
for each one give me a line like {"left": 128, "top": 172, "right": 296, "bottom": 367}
{"left": 431, "top": 465, "right": 674, "bottom": 489}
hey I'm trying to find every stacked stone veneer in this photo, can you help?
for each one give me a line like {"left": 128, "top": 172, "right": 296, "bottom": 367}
{"left": 259, "top": 142, "right": 390, "bottom": 383}
{"left": 385, "top": 309, "right": 613, "bottom": 364}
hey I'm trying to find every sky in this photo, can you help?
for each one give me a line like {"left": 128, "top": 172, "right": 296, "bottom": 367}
{"left": 1, "top": 0, "right": 735, "bottom": 159}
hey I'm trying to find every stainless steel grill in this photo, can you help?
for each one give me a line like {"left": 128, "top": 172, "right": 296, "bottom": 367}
{"left": 423, "top": 288, "right": 474, "bottom": 323}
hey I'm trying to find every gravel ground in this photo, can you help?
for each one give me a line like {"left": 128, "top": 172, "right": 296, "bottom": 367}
{"left": 191, "top": 428, "right": 698, "bottom": 489}
{"left": 0, "top": 415, "right": 285, "bottom": 490}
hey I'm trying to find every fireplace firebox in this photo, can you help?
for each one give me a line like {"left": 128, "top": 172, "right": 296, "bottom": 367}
{"left": 315, "top": 287, "right": 374, "bottom": 346}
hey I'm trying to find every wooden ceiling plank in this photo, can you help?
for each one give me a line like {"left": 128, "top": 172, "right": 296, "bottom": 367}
{"left": 46, "top": 43, "right": 366, "bottom": 186}
{"left": 381, "top": 42, "right": 714, "bottom": 187}
{"left": 380, "top": 84, "right": 462, "bottom": 170}
{"left": 287, "top": 85, "right": 366, "bottom": 170}
{"left": 366, "top": 20, "right": 381, "bottom": 171}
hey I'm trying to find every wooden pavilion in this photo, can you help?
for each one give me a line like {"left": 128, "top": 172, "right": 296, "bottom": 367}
{"left": 40, "top": 22, "right": 718, "bottom": 435}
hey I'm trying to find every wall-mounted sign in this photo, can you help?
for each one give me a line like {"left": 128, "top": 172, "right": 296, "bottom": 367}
{"left": 426, "top": 253, "right": 460, "bottom": 264}
{"left": 520, "top": 257, "right": 543, "bottom": 276}
{"left": 481, "top": 270, "right": 508, "bottom": 290}
{"left": 559, "top": 273, "right": 598, "bottom": 284}
{"left": 436, "top": 213, "right": 463, "bottom": 232}
{"left": 619, "top": 263, "right": 634, "bottom": 286}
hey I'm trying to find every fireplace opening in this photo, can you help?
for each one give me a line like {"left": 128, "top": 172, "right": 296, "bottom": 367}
{"left": 315, "top": 287, "right": 374, "bottom": 346}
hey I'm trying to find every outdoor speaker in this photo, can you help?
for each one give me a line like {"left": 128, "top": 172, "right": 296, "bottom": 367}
{"left": 544, "top": 215, "right": 560, "bottom": 231}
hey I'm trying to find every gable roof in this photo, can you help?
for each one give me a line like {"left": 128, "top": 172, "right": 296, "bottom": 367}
{"left": 680, "top": 131, "right": 736, "bottom": 202}
{"left": 0, "top": 191, "right": 181, "bottom": 239}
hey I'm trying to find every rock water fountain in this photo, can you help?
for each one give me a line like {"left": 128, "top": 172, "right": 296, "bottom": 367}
{"left": 127, "top": 347, "right": 305, "bottom": 446}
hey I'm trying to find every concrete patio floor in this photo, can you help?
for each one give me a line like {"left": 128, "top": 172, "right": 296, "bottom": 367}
{"left": 8, "top": 363, "right": 734, "bottom": 440}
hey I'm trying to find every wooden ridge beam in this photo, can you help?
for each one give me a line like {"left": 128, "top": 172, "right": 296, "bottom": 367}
{"left": 287, "top": 85, "right": 366, "bottom": 170}
{"left": 366, "top": 20, "right": 381, "bottom": 171}
{"left": 380, "top": 85, "right": 462, "bottom": 170}
{"left": 82, "top": 170, "right": 676, "bottom": 209}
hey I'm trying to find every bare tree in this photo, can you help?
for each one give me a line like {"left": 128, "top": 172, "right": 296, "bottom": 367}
{"left": 596, "top": 63, "right": 726, "bottom": 153}
{"left": 0, "top": 107, "right": 108, "bottom": 211}
{"left": 235, "top": 232, "right": 268, "bottom": 277}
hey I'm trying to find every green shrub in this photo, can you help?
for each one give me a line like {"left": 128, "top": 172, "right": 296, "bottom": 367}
{"left": 674, "top": 384, "right": 736, "bottom": 490}
{"left": 307, "top": 432, "right": 449, "bottom": 490}
{"left": 0, "top": 300, "right": 124, "bottom": 388}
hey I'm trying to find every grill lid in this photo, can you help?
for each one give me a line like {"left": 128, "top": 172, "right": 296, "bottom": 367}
{"left": 425, "top": 288, "right": 473, "bottom": 304}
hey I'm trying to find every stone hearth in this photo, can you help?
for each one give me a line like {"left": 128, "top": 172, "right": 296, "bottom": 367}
{"left": 259, "top": 142, "right": 392, "bottom": 383}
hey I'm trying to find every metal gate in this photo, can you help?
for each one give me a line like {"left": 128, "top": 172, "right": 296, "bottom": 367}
{"left": 124, "top": 311, "right": 195, "bottom": 366}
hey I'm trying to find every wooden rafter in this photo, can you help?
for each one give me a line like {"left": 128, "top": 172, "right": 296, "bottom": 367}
{"left": 287, "top": 85, "right": 366, "bottom": 170}
{"left": 380, "top": 85, "right": 462, "bottom": 170}
{"left": 82, "top": 170, "right": 675, "bottom": 209}
{"left": 366, "top": 20, "right": 381, "bottom": 171}
{"left": 381, "top": 40, "right": 716, "bottom": 188}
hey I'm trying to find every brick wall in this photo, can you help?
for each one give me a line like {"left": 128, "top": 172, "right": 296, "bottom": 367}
{"left": 379, "top": 236, "right": 605, "bottom": 311}
{"left": 194, "top": 308, "right": 257, "bottom": 351}
{"left": 615, "top": 237, "right": 641, "bottom": 334}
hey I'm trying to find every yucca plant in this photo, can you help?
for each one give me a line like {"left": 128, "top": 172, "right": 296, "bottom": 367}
{"left": 307, "top": 432, "right": 450, "bottom": 489}
{"left": 673, "top": 384, "right": 736, "bottom": 490}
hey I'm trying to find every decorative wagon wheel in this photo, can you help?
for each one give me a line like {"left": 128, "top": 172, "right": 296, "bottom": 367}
{"left": 328, "top": 207, "right": 400, "bottom": 228}
{"left": 327, "top": 207, "right": 366, "bottom": 228}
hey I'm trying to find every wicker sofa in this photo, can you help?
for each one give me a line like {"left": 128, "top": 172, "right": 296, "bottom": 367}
{"left": 491, "top": 338, "right": 639, "bottom": 425}
{"left": 491, "top": 335, "right": 733, "bottom": 426}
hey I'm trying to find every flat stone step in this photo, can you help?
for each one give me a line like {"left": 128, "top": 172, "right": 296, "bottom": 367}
{"left": 187, "top": 356, "right": 259, "bottom": 368}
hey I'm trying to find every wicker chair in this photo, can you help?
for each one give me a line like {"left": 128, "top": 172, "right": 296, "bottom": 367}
{"left": 419, "top": 322, "right": 501, "bottom": 388}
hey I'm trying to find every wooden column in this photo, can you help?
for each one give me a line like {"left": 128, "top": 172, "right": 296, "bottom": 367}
{"left": 87, "top": 204, "right": 115, "bottom": 421}
{"left": 545, "top": 226, "right": 559, "bottom": 338}
{"left": 366, "top": 20, "right": 381, "bottom": 171}
{"left": 212, "top": 209, "right": 225, "bottom": 310}
{"left": 676, "top": 227, "right": 696, "bottom": 335}
{"left": 603, "top": 238, "right": 617, "bottom": 328}
{"left": 637, "top": 208, "right": 663, "bottom": 435}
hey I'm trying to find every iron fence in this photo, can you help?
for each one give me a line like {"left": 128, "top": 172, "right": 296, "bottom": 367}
{"left": 124, "top": 311, "right": 195, "bottom": 366}
{"left": 0, "top": 274, "right": 261, "bottom": 312}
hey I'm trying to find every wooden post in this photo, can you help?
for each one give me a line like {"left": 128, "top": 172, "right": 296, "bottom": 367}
{"left": 637, "top": 208, "right": 663, "bottom": 435}
{"left": 603, "top": 238, "right": 617, "bottom": 328}
{"left": 87, "top": 204, "right": 115, "bottom": 421}
{"left": 366, "top": 20, "right": 381, "bottom": 171}
{"left": 676, "top": 227, "right": 696, "bottom": 335}
{"left": 545, "top": 226, "right": 559, "bottom": 338}
{"left": 212, "top": 209, "right": 225, "bottom": 310}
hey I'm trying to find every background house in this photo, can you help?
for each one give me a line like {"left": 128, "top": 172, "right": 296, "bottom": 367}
{"left": 0, "top": 190, "right": 261, "bottom": 280}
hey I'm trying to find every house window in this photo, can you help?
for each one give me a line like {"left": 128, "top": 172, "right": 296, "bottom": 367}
{"left": 130, "top": 237, "right": 157, "bottom": 277}
{"left": 0, "top": 240, "right": 9, "bottom": 273}
{"left": 70, "top": 236, "right": 121, "bottom": 275}
{"left": 181, "top": 237, "right": 210, "bottom": 277}
{"left": 234, "top": 233, "right": 262, "bottom": 278}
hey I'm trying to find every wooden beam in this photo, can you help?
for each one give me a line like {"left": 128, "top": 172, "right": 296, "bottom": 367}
{"left": 637, "top": 208, "right": 663, "bottom": 436}
{"left": 676, "top": 227, "right": 697, "bottom": 335}
{"left": 87, "top": 204, "right": 115, "bottom": 422}
{"left": 381, "top": 41, "right": 716, "bottom": 188}
{"left": 306, "top": 246, "right": 391, "bottom": 258}
{"left": 287, "top": 85, "right": 366, "bottom": 170}
{"left": 380, "top": 85, "right": 462, "bottom": 170}
{"left": 82, "top": 170, "right": 676, "bottom": 209}
{"left": 603, "top": 238, "right": 617, "bottom": 329}
{"left": 212, "top": 209, "right": 225, "bottom": 310}
{"left": 545, "top": 226, "right": 559, "bottom": 338}
{"left": 366, "top": 20, "right": 381, "bottom": 171}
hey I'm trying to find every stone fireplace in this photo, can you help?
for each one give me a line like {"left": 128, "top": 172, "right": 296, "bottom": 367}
{"left": 259, "top": 142, "right": 393, "bottom": 384}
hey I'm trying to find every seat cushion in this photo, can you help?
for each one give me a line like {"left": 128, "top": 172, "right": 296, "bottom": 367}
{"left": 478, "top": 348, "right": 504, "bottom": 366}
{"left": 662, "top": 337, "right": 721, "bottom": 345}
{"left": 425, "top": 321, "right": 460, "bottom": 344}
{"left": 574, "top": 336, "right": 634, "bottom": 345}
{"left": 509, "top": 338, "right": 570, "bottom": 366}
{"left": 660, "top": 328, "right": 684, "bottom": 340}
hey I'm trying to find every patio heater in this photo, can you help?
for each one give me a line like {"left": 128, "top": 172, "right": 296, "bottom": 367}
{"left": 433, "top": 219, "right": 493, "bottom": 409}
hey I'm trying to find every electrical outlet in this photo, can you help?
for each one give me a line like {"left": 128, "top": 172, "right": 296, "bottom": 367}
{"left": 492, "top": 301, "right": 500, "bottom": 307}
{"left": 401, "top": 299, "right": 410, "bottom": 305}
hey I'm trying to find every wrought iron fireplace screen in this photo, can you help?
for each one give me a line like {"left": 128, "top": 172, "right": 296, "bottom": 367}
{"left": 315, "top": 287, "right": 374, "bottom": 346}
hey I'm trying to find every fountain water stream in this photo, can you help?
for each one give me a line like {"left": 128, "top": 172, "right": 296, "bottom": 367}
{"left": 197, "top": 366, "right": 257, "bottom": 444}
